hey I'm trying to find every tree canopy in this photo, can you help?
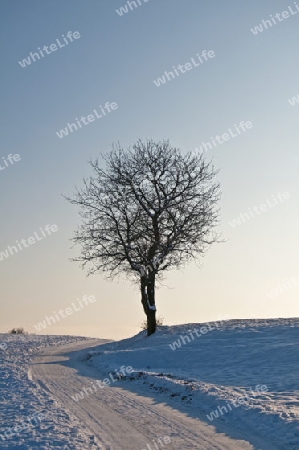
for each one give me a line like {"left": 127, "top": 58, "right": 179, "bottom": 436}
{"left": 67, "top": 139, "right": 221, "bottom": 335}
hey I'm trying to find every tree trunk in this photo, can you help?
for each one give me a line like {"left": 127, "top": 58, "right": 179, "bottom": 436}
{"left": 147, "top": 310, "right": 156, "bottom": 336}
{"left": 140, "top": 275, "right": 156, "bottom": 336}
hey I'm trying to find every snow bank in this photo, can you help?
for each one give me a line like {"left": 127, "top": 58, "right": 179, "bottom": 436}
{"left": 88, "top": 318, "right": 299, "bottom": 450}
{"left": 0, "top": 334, "right": 98, "bottom": 449}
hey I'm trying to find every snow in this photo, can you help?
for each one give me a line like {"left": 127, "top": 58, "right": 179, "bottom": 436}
{"left": 88, "top": 318, "right": 299, "bottom": 450}
{"left": 0, "top": 334, "right": 101, "bottom": 449}
{"left": 1, "top": 319, "right": 298, "bottom": 449}
{"left": 147, "top": 301, "right": 157, "bottom": 311}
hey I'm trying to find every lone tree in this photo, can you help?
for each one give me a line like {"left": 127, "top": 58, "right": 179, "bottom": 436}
{"left": 67, "top": 139, "right": 221, "bottom": 336}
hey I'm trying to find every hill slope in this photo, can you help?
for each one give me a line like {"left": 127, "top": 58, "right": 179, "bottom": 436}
{"left": 88, "top": 318, "right": 299, "bottom": 449}
{"left": 0, "top": 318, "right": 298, "bottom": 449}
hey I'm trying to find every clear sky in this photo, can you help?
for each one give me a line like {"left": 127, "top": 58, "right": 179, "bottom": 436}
{"left": 1, "top": 0, "right": 298, "bottom": 339}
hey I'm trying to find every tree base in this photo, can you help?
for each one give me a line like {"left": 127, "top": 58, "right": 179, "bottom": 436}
{"left": 147, "top": 311, "right": 156, "bottom": 336}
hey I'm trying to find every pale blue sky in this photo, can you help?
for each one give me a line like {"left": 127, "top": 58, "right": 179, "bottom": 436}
{"left": 1, "top": 0, "right": 298, "bottom": 338}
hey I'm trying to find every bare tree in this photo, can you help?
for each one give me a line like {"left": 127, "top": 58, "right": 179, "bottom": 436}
{"left": 66, "top": 139, "right": 221, "bottom": 336}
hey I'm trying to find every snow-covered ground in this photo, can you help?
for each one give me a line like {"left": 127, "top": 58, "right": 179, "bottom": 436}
{"left": 88, "top": 318, "right": 299, "bottom": 450}
{"left": 0, "top": 319, "right": 298, "bottom": 449}
{"left": 0, "top": 334, "right": 102, "bottom": 449}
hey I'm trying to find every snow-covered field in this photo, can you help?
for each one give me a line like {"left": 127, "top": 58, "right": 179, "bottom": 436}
{"left": 88, "top": 318, "right": 299, "bottom": 450}
{"left": 0, "top": 334, "right": 101, "bottom": 449}
{"left": 0, "top": 318, "right": 298, "bottom": 449}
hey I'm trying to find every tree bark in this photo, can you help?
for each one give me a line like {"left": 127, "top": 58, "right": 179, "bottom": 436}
{"left": 147, "top": 309, "right": 156, "bottom": 336}
{"left": 140, "top": 275, "right": 156, "bottom": 336}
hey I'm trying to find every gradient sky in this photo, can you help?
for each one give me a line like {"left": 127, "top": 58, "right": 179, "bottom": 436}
{"left": 1, "top": 0, "right": 298, "bottom": 339}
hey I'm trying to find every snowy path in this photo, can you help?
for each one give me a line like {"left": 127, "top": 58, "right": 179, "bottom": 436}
{"left": 31, "top": 340, "right": 276, "bottom": 450}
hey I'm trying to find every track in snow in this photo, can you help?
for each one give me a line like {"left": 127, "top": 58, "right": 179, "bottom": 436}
{"left": 31, "top": 340, "right": 276, "bottom": 450}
